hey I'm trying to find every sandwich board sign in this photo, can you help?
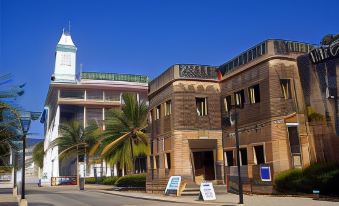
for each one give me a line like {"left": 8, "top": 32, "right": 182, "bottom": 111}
{"left": 164, "top": 176, "right": 181, "bottom": 196}
{"left": 260, "top": 165, "right": 271, "bottom": 181}
{"left": 199, "top": 182, "right": 216, "bottom": 201}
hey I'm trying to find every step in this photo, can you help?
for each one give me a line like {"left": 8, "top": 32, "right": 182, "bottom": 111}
{"left": 181, "top": 191, "right": 200, "bottom": 196}
{"left": 183, "top": 188, "right": 200, "bottom": 192}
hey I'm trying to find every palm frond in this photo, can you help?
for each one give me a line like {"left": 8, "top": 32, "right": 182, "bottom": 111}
{"left": 32, "top": 141, "right": 44, "bottom": 168}
{"left": 100, "top": 132, "right": 131, "bottom": 156}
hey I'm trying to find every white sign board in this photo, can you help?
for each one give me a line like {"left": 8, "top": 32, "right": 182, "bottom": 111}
{"left": 200, "top": 182, "right": 216, "bottom": 201}
{"left": 164, "top": 176, "right": 181, "bottom": 196}
{"left": 79, "top": 163, "right": 85, "bottom": 178}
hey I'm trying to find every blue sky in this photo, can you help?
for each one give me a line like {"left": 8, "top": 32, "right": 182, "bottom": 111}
{"left": 1, "top": 0, "right": 338, "bottom": 139}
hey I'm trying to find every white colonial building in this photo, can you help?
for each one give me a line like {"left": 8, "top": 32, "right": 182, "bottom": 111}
{"left": 41, "top": 31, "right": 148, "bottom": 185}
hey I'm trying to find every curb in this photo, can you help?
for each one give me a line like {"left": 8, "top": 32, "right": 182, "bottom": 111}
{"left": 95, "top": 190, "right": 225, "bottom": 205}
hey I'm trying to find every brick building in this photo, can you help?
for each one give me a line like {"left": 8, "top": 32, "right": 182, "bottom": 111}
{"left": 147, "top": 64, "right": 223, "bottom": 192}
{"left": 147, "top": 39, "right": 339, "bottom": 193}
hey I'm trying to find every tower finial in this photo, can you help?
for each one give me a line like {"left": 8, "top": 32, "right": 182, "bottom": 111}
{"left": 62, "top": 27, "right": 65, "bottom": 33}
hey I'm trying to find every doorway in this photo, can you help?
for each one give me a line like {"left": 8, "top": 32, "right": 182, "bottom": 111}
{"left": 193, "top": 151, "right": 215, "bottom": 181}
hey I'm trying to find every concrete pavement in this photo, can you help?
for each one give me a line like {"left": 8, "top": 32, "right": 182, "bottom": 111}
{"left": 0, "top": 183, "right": 17, "bottom": 206}
{"left": 25, "top": 184, "right": 205, "bottom": 206}
{"left": 2, "top": 183, "right": 339, "bottom": 206}
{"left": 93, "top": 186, "right": 339, "bottom": 206}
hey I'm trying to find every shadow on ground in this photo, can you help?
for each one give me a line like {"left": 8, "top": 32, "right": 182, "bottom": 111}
{"left": 29, "top": 203, "right": 55, "bottom": 206}
{"left": 0, "top": 188, "right": 12, "bottom": 194}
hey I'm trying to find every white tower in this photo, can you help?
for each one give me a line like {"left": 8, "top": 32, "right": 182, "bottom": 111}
{"left": 53, "top": 30, "right": 77, "bottom": 82}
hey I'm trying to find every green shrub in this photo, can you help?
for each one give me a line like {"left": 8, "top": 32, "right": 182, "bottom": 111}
{"left": 85, "top": 177, "right": 97, "bottom": 184}
{"left": 115, "top": 173, "right": 146, "bottom": 187}
{"left": 274, "top": 163, "right": 339, "bottom": 196}
{"left": 307, "top": 106, "right": 324, "bottom": 122}
{"left": 274, "top": 168, "right": 303, "bottom": 193}
{"left": 102, "top": 176, "right": 119, "bottom": 185}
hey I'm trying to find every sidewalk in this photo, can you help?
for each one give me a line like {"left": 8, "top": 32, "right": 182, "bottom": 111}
{"left": 95, "top": 188, "right": 339, "bottom": 206}
{"left": 0, "top": 183, "right": 18, "bottom": 206}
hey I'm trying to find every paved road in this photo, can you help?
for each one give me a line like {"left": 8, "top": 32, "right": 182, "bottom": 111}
{"left": 26, "top": 185, "right": 204, "bottom": 206}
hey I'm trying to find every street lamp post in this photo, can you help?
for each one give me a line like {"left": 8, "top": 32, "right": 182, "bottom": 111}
{"left": 233, "top": 106, "right": 244, "bottom": 204}
{"left": 13, "top": 151, "right": 17, "bottom": 188}
{"left": 20, "top": 113, "right": 32, "bottom": 200}
{"left": 230, "top": 105, "right": 244, "bottom": 205}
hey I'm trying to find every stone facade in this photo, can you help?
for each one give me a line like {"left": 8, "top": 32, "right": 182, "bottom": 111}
{"left": 147, "top": 39, "right": 339, "bottom": 194}
{"left": 147, "top": 65, "right": 223, "bottom": 193}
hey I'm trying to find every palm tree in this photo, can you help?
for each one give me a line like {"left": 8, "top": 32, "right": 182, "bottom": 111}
{"left": 50, "top": 120, "right": 101, "bottom": 181}
{"left": 90, "top": 93, "right": 149, "bottom": 175}
{"left": 0, "top": 73, "right": 25, "bottom": 171}
{"left": 32, "top": 141, "right": 44, "bottom": 179}
{"left": 32, "top": 141, "right": 44, "bottom": 168}
{"left": 0, "top": 73, "right": 24, "bottom": 144}
{"left": 0, "top": 143, "right": 10, "bottom": 166}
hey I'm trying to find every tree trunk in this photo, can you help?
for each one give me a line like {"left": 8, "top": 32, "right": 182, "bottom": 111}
{"left": 129, "top": 138, "right": 135, "bottom": 174}
{"left": 101, "top": 159, "right": 104, "bottom": 177}
{"left": 76, "top": 146, "right": 79, "bottom": 185}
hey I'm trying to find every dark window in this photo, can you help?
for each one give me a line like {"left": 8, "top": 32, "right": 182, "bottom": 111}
{"left": 155, "top": 155, "right": 160, "bottom": 169}
{"left": 254, "top": 145, "right": 265, "bottom": 164}
{"left": 165, "top": 100, "right": 171, "bottom": 116}
{"left": 229, "top": 62, "right": 233, "bottom": 70}
{"left": 87, "top": 90, "right": 103, "bottom": 100}
{"left": 248, "top": 84, "right": 260, "bottom": 104}
{"left": 248, "top": 50, "right": 253, "bottom": 61}
{"left": 225, "top": 151, "right": 234, "bottom": 166}
{"left": 105, "top": 91, "right": 120, "bottom": 101}
{"left": 239, "top": 55, "right": 243, "bottom": 65}
{"left": 242, "top": 53, "right": 248, "bottom": 64}
{"left": 257, "top": 46, "right": 262, "bottom": 56}
{"left": 240, "top": 148, "right": 248, "bottom": 165}
{"left": 224, "top": 95, "right": 232, "bottom": 112}
{"left": 60, "top": 89, "right": 84, "bottom": 99}
{"left": 134, "top": 156, "right": 146, "bottom": 173}
{"left": 261, "top": 42, "right": 266, "bottom": 54}
{"left": 280, "top": 79, "right": 292, "bottom": 99}
{"left": 196, "top": 97, "right": 208, "bottom": 116}
{"left": 166, "top": 153, "right": 171, "bottom": 169}
{"left": 234, "top": 58, "right": 239, "bottom": 67}
{"left": 234, "top": 90, "right": 245, "bottom": 108}
{"left": 156, "top": 105, "right": 161, "bottom": 119}
{"left": 252, "top": 48, "right": 257, "bottom": 59}
{"left": 288, "top": 126, "right": 301, "bottom": 154}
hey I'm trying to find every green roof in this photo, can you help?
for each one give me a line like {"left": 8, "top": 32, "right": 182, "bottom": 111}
{"left": 81, "top": 72, "right": 149, "bottom": 83}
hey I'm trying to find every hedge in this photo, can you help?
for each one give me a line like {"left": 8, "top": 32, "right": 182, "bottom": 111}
{"left": 85, "top": 177, "right": 98, "bottom": 184}
{"left": 85, "top": 174, "right": 146, "bottom": 187}
{"left": 115, "top": 173, "right": 146, "bottom": 187}
{"left": 85, "top": 176, "right": 118, "bottom": 185}
{"left": 102, "top": 176, "right": 119, "bottom": 185}
{"left": 274, "top": 163, "right": 339, "bottom": 196}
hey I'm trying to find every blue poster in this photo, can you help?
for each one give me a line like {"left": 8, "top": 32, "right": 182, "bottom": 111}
{"left": 260, "top": 165, "right": 271, "bottom": 181}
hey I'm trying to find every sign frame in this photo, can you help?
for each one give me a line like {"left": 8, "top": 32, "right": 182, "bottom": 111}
{"left": 164, "top": 176, "right": 181, "bottom": 196}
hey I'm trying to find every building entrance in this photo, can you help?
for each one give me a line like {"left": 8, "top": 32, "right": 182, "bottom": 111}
{"left": 193, "top": 151, "right": 215, "bottom": 181}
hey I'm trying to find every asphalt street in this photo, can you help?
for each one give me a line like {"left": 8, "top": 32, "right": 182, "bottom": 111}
{"left": 25, "top": 185, "right": 205, "bottom": 206}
